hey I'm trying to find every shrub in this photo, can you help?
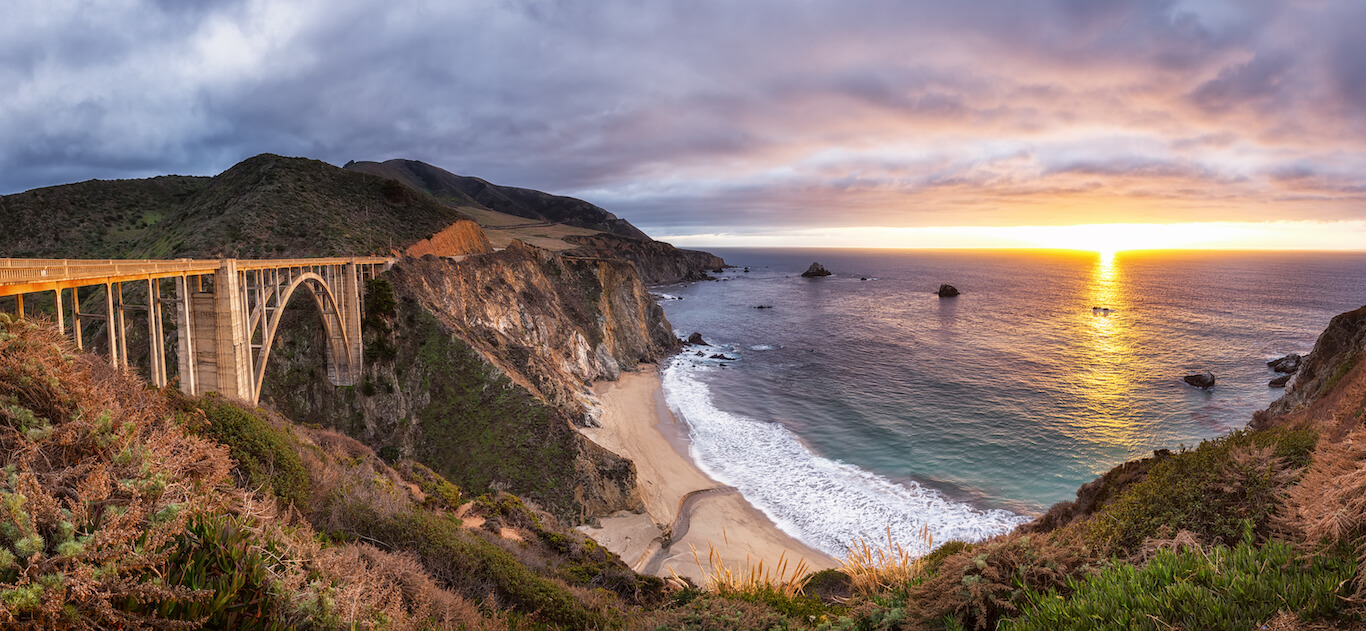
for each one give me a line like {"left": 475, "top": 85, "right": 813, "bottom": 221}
{"left": 134, "top": 514, "right": 291, "bottom": 630}
{"left": 180, "top": 395, "right": 311, "bottom": 508}
{"left": 1002, "top": 538, "right": 1356, "bottom": 630}
{"left": 0, "top": 317, "right": 234, "bottom": 628}
{"left": 1086, "top": 426, "right": 1317, "bottom": 553}
{"left": 908, "top": 527, "right": 1102, "bottom": 631}
{"left": 331, "top": 500, "right": 608, "bottom": 629}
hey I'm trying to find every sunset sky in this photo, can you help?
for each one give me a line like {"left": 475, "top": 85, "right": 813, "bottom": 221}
{"left": 4, "top": 1, "right": 1366, "bottom": 250}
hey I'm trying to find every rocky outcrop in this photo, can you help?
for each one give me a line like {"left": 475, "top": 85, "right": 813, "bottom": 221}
{"left": 1270, "top": 374, "right": 1293, "bottom": 388}
{"left": 564, "top": 233, "right": 726, "bottom": 285}
{"left": 1183, "top": 372, "right": 1216, "bottom": 389}
{"left": 801, "top": 262, "right": 832, "bottom": 277}
{"left": 258, "top": 242, "right": 678, "bottom": 523}
{"left": 937, "top": 284, "right": 960, "bottom": 297}
{"left": 1254, "top": 305, "right": 1366, "bottom": 431}
{"left": 1267, "top": 353, "right": 1303, "bottom": 374}
{"left": 403, "top": 219, "right": 493, "bottom": 257}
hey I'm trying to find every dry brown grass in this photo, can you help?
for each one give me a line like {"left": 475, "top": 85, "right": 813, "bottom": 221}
{"left": 0, "top": 318, "right": 506, "bottom": 630}
{"left": 680, "top": 529, "right": 812, "bottom": 598}
{"left": 1280, "top": 424, "right": 1366, "bottom": 596}
{"left": 840, "top": 524, "right": 931, "bottom": 597}
{"left": 0, "top": 314, "right": 233, "bottom": 629}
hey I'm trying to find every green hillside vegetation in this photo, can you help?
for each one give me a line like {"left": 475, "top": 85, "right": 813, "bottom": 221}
{"left": 0, "top": 154, "right": 487, "bottom": 260}
{"left": 346, "top": 159, "right": 651, "bottom": 240}
{"left": 7, "top": 306, "right": 1366, "bottom": 629}
{"left": 0, "top": 175, "right": 208, "bottom": 259}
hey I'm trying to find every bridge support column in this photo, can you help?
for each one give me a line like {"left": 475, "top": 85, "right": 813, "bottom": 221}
{"left": 174, "top": 276, "right": 197, "bottom": 395}
{"left": 341, "top": 262, "right": 363, "bottom": 385}
{"left": 210, "top": 260, "right": 254, "bottom": 402}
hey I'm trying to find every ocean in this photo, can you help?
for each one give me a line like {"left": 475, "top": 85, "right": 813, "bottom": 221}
{"left": 655, "top": 248, "right": 1366, "bottom": 558}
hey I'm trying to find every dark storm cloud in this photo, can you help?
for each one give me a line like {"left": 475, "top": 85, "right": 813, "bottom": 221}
{"left": 2, "top": 0, "right": 1365, "bottom": 235}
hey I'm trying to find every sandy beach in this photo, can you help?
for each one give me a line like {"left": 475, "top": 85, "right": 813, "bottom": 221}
{"left": 578, "top": 365, "right": 838, "bottom": 585}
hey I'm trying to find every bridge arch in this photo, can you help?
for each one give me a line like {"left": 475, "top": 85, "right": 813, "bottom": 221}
{"left": 248, "top": 271, "right": 359, "bottom": 401}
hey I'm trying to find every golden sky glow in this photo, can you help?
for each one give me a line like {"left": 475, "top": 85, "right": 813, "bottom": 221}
{"left": 662, "top": 220, "right": 1366, "bottom": 252}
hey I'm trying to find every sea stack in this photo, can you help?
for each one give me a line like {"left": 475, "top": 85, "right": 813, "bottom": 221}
{"left": 936, "top": 284, "right": 960, "bottom": 297}
{"left": 1183, "top": 372, "right": 1216, "bottom": 389}
{"left": 801, "top": 262, "right": 832, "bottom": 277}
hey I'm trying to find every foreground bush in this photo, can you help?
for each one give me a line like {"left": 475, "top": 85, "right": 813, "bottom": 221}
{"left": 908, "top": 528, "right": 1101, "bottom": 631}
{"left": 1003, "top": 538, "right": 1356, "bottom": 630}
{"left": 0, "top": 315, "right": 234, "bottom": 628}
{"left": 1086, "top": 426, "right": 1318, "bottom": 553}
{"left": 174, "top": 393, "right": 311, "bottom": 508}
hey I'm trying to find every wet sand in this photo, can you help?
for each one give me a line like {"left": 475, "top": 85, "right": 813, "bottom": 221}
{"left": 578, "top": 365, "right": 838, "bottom": 585}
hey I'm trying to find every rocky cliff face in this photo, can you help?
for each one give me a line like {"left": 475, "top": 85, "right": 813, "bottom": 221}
{"left": 259, "top": 241, "right": 677, "bottom": 522}
{"left": 564, "top": 233, "right": 727, "bottom": 285}
{"left": 402, "top": 219, "right": 492, "bottom": 257}
{"left": 1253, "top": 304, "right": 1366, "bottom": 433}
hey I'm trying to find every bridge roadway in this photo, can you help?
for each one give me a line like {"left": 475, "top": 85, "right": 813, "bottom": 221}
{"left": 0, "top": 256, "right": 394, "bottom": 405}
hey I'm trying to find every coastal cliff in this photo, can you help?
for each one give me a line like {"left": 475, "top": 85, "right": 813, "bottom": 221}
{"left": 259, "top": 242, "right": 677, "bottom": 522}
{"left": 1253, "top": 304, "right": 1366, "bottom": 432}
{"left": 564, "top": 233, "right": 727, "bottom": 285}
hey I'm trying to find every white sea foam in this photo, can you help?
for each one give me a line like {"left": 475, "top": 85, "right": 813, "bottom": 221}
{"left": 662, "top": 355, "right": 1030, "bottom": 559}
{"left": 749, "top": 344, "right": 779, "bottom": 351}
{"left": 653, "top": 293, "right": 684, "bottom": 301}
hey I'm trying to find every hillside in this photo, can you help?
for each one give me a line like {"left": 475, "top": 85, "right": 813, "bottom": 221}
{"left": 7, "top": 300, "right": 1366, "bottom": 629}
{"left": 347, "top": 159, "right": 651, "bottom": 240}
{"left": 0, "top": 154, "right": 492, "bottom": 260}
{"left": 0, "top": 175, "right": 208, "bottom": 259}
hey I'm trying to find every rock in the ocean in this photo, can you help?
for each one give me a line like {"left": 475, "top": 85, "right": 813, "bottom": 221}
{"left": 753, "top": 305, "right": 773, "bottom": 309}
{"left": 686, "top": 332, "right": 707, "bottom": 346}
{"left": 709, "top": 353, "right": 737, "bottom": 360}
{"left": 1269, "top": 374, "right": 1293, "bottom": 388}
{"left": 1267, "top": 353, "right": 1303, "bottom": 374}
{"left": 801, "top": 262, "right": 832, "bottom": 277}
{"left": 1183, "top": 372, "right": 1216, "bottom": 389}
{"left": 936, "top": 284, "right": 960, "bottom": 297}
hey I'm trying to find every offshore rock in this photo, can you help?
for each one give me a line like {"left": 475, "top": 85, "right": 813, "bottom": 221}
{"left": 686, "top": 332, "right": 708, "bottom": 346}
{"left": 1183, "top": 372, "right": 1216, "bottom": 389}
{"left": 801, "top": 262, "right": 832, "bottom": 277}
{"left": 1267, "top": 353, "right": 1303, "bottom": 374}
{"left": 936, "top": 284, "right": 960, "bottom": 297}
{"left": 1269, "top": 374, "right": 1293, "bottom": 388}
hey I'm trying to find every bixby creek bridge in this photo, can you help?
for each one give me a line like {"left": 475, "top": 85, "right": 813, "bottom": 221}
{"left": 0, "top": 257, "right": 394, "bottom": 405}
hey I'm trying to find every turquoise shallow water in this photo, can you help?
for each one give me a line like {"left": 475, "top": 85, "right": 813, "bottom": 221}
{"left": 656, "top": 249, "right": 1366, "bottom": 557}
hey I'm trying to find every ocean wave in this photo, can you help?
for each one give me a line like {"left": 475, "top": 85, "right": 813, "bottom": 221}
{"left": 662, "top": 356, "right": 1030, "bottom": 559}
{"left": 749, "top": 344, "right": 779, "bottom": 351}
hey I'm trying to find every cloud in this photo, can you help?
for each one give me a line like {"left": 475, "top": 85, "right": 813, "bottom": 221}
{"left": 1, "top": 0, "right": 1364, "bottom": 239}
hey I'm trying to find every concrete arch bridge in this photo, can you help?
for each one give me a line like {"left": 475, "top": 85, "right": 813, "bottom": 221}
{"left": 0, "top": 257, "right": 394, "bottom": 405}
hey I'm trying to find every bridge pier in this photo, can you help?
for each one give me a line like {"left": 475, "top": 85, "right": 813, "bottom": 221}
{"left": 2, "top": 256, "right": 393, "bottom": 405}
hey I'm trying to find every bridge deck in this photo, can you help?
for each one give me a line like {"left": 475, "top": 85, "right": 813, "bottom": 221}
{"left": 0, "top": 257, "right": 394, "bottom": 296}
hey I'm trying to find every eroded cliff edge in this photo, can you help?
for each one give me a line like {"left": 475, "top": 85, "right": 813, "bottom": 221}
{"left": 260, "top": 241, "right": 679, "bottom": 523}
